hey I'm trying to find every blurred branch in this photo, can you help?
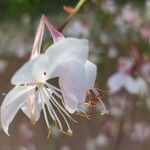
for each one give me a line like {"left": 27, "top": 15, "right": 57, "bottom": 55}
{"left": 58, "top": 0, "right": 87, "bottom": 32}
{"left": 113, "top": 93, "right": 128, "bottom": 150}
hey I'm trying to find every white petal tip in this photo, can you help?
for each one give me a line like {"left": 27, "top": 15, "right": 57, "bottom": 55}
{"left": 65, "top": 105, "right": 76, "bottom": 114}
{"left": 3, "top": 128, "right": 10, "bottom": 136}
{"left": 67, "top": 109, "right": 76, "bottom": 114}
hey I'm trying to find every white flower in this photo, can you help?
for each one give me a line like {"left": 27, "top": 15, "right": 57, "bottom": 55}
{"left": 121, "top": 4, "right": 142, "bottom": 29}
{"left": 101, "top": 0, "right": 117, "bottom": 14}
{"left": 131, "top": 122, "right": 150, "bottom": 142}
{"left": 1, "top": 15, "right": 98, "bottom": 136}
{"left": 117, "top": 57, "right": 134, "bottom": 74}
{"left": 124, "top": 76, "right": 148, "bottom": 96}
{"left": 45, "top": 38, "right": 90, "bottom": 113}
{"left": 1, "top": 38, "right": 89, "bottom": 136}
{"left": 141, "top": 62, "right": 150, "bottom": 84}
{"left": 107, "top": 72, "right": 127, "bottom": 94}
{"left": 107, "top": 72, "right": 148, "bottom": 95}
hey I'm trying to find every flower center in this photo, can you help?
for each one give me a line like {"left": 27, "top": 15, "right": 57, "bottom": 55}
{"left": 37, "top": 72, "right": 47, "bottom": 84}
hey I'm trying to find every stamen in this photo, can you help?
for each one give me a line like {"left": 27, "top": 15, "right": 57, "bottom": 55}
{"left": 98, "top": 98, "right": 109, "bottom": 115}
{"left": 45, "top": 83, "right": 65, "bottom": 107}
{"left": 92, "top": 88, "right": 109, "bottom": 115}
{"left": 45, "top": 82, "right": 61, "bottom": 92}
{"left": 48, "top": 98, "right": 63, "bottom": 130}
{"left": 31, "top": 113, "right": 36, "bottom": 125}
{"left": 41, "top": 89, "right": 56, "bottom": 121}
{"left": 39, "top": 90, "right": 50, "bottom": 129}
{"left": 44, "top": 86, "right": 77, "bottom": 123}
{"left": 43, "top": 88, "right": 63, "bottom": 130}
{"left": 44, "top": 87, "right": 74, "bottom": 135}
{"left": 87, "top": 92, "right": 97, "bottom": 109}
{"left": 51, "top": 95, "right": 77, "bottom": 123}
{"left": 43, "top": 87, "right": 74, "bottom": 135}
{"left": 47, "top": 128, "right": 52, "bottom": 139}
{"left": 77, "top": 111, "right": 91, "bottom": 120}
{"left": 59, "top": 129, "right": 73, "bottom": 136}
{"left": 52, "top": 90, "right": 62, "bottom": 99}
{"left": 50, "top": 96, "right": 73, "bottom": 135}
{"left": 47, "top": 127, "right": 56, "bottom": 139}
{"left": 92, "top": 88, "right": 100, "bottom": 96}
{"left": 38, "top": 84, "right": 76, "bottom": 136}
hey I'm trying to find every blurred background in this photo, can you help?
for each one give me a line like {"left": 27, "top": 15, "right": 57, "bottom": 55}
{"left": 0, "top": 0, "right": 150, "bottom": 150}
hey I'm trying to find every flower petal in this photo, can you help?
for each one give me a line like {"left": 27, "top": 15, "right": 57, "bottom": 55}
{"left": 45, "top": 38, "right": 89, "bottom": 65}
{"left": 11, "top": 60, "right": 36, "bottom": 85}
{"left": 44, "top": 16, "right": 65, "bottom": 43}
{"left": 1, "top": 86, "right": 35, "bottom": 135}
{"left": 124, "top": 77, "right": 148, "bottom": 95}
{"left": 11, "top": 54, "right": 52, "bottom": 85}
{"left": 21, "top": 91, "right": 42, "bottom": 121}
{"left": 30, "top": 15, "right": 45, "bottom": 59}
{"left": 107, "top": 72, "right": 127, "bottom": 94}
{"left": 59, "top": 59, "right": 87, "bottom": 113}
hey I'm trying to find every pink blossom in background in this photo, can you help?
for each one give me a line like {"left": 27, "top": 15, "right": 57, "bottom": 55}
{"left": 140, "top": 61, "right": 150, "bottom": 84}
{"left": 140, "top": 25, "right": 150, "bottom": 41}
{"left": 101, "top": 0, "right": 117, "bottom": 14}
{"left": 121, "top": 4, "right": 142, "bottom": 29}
{"left": 107, "top": 56, "right": 148, "bottom": 95}
{"left": 107, "top": 70, "right": 148, "bottom": 95}
{"left": 117, "top": 57, "right": 135, "bottom": 74}
{"left": 131, "top": 122, "right": 150, "bottom": 142}
{"left": 17, "top": 121, "right": 34, "bottom": 142}
{"left": 60, "top": 145, "right": 71, "bottom": 150}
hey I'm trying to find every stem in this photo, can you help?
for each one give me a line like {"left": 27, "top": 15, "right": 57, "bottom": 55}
{"left": 113, "top": 93, "right": 128, "bottom": 150}
{"left": 113, "top": 117, "right": 125, "bottom": 150}
{"left": 58, "top": 0, "right": 87, "bottom": 32}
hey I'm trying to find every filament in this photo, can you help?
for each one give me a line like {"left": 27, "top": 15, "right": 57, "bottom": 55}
{"left": 39, "top": 90, "right": 50, "bottom": 129}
